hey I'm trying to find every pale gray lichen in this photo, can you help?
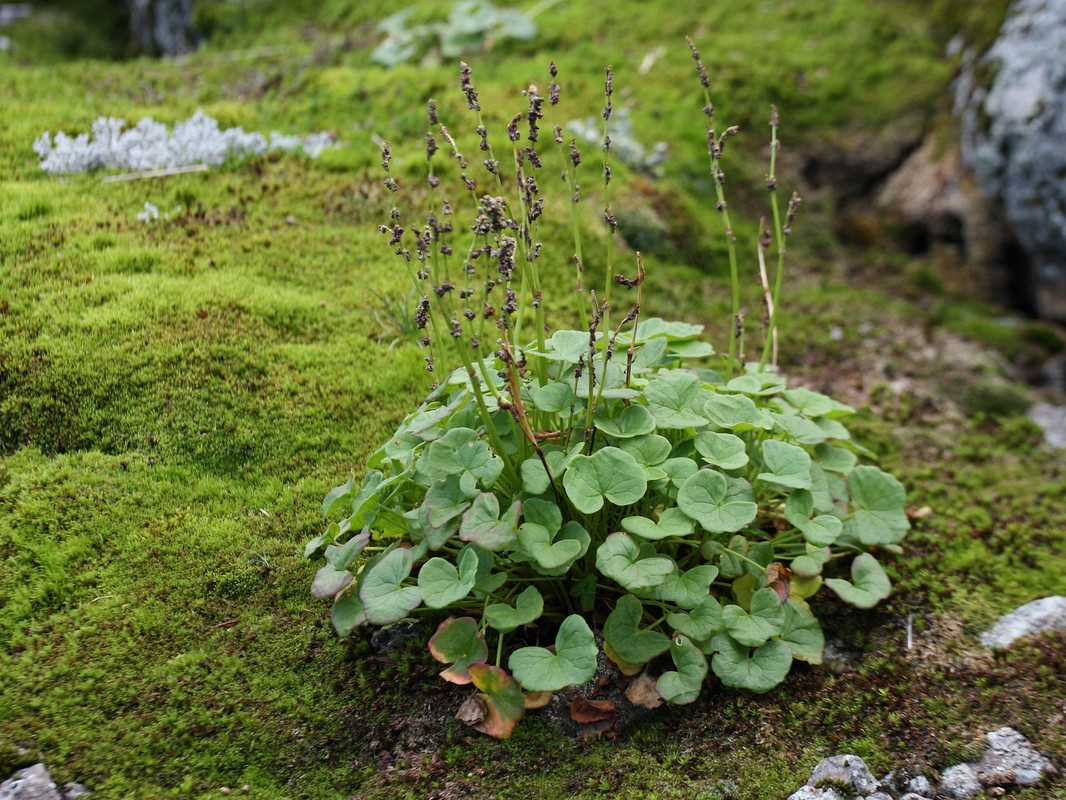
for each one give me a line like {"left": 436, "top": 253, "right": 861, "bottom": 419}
{"left": 33, "top": 110, "right": 336, "bottom": 175}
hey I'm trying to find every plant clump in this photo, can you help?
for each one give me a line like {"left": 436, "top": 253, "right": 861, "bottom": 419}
{"left": 306, "top": 49, "right": 909, "bottom": 739}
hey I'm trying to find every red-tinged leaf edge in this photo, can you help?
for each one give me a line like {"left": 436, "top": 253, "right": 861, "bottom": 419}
{"left": 466, "top": 664, "right": 525, "bottom": 739}
{"left": 427, "top": 616, "right": 488, "bottom": 684}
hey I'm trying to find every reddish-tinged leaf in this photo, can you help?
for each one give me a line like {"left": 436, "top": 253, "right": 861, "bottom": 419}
{"left": 466, "top": 664, "right": 525, "bottom": 739}
{"left": 765, "top": 562, "right": 792, "bottom": 604}
{"left": 428, "top": 617, "right": 488, "bottom": 685}
{"left": 569, "top": 696, "right": 615, "bottom": 724}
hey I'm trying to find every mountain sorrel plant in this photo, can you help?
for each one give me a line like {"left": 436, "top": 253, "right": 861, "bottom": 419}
{"left": 306, "top": 45, "right": 909, "bottom": 739}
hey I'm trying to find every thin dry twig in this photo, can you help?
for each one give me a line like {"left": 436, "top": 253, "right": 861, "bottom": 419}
{"left": 757, "top": 223, "right": 778, "bottom": 366}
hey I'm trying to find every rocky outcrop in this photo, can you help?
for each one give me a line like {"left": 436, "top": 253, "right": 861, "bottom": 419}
{"left": 876, "top": 139, "right": 1017, "bottom": 304}
{"left": 955, "top": 0, "right": 1066, "bottom": 321}
{"left": 786, "top": 729, "right": 1056, "bottom": 800}
{"left": 0, "top": 764, "right": 87, "bottom": 800}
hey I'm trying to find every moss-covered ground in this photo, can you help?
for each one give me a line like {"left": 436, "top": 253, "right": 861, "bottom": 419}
{"left": 1, "top": 1, "right": 1063, "bottom": 798}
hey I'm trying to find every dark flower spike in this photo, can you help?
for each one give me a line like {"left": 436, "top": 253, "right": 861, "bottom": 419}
{"left": 427, "top": 99, "right": 439, "bottom": 126}
{"left": 785, "top": 191, "right": 802, "bottom": 235}
{"left": 460, "top": 61, "right": 480, "bottom": 111}
{"left": 686, "top": 36, "right": 710, "bottom": 88}
{"left": 602, "top": 66, "right": 613, "bottom": 122}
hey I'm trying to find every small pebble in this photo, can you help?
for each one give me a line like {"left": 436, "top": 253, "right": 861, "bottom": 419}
{"left": 220, "top": 788, "right": 231, "bottom": 796}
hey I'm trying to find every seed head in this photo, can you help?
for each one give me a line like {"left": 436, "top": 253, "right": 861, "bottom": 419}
{"left": 686, "top": 37, "right": 710, "bottom": 88}
{"left": 602, "top": 66, "right": 613, "bottom": 122}
{"left": 460, "top": 62, "right": 480, "bottom": 111}
{"left": 569, "top": 140, "right": 582, "bottom": 167}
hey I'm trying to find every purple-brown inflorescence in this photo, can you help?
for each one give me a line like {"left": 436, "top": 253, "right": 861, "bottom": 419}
{"left": 686, "top": 36, "right": 710, "bottom": 89}
{"left": 602, "top": 66, "right": 613, "bottom": 122}
{"left": 460, "top": 62, "right": 480, "bottom": 111}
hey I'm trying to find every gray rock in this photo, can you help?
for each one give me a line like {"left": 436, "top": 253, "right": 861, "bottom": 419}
{"left": 786, "top": 788, "right": 847, "bottom": 800}
{"left": 976, "top": 726, "right": 1056, "bottom": 786}
{"left": 863, "top": 793, "right": 893, "bottom": 800}
{"left": 956, "top": 0, "right": 1066, "bottom": 321}
{"left": 62, "top": 784, "right": 89, "bottom": 800}
{"left": 1029, "top": 403, "right": 1066, "bottom": 449}
{"left": 882, "top": 765, "right": 933, "bottom": 797}
{"left": 939, "top": 763, "right": 982, "bottom": 799}
{"left": 0, "top": 764, "right": 62, "bottom": 800}
{"left": 906, "top": 775, "right": 932, "bottom": 796}
{"left": 807, "top": 755, "right": 881, "bottom": 795}
{"left": 980, "top": 595, "right": 1066, "bottom": 648}
{"left": 898, "top": 794, "right": 932, "bottom": 800}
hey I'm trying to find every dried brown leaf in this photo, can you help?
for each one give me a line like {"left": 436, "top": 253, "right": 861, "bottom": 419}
{"left": 624, "top": 672, "right": 665, "bottom": 709}
{"left": 569, "top": 696, "right": 615, "bottom": 724}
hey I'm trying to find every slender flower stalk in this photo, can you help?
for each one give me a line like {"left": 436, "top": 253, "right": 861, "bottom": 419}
{"left": 687, "top": 37, "right": 742, "bottom": 376}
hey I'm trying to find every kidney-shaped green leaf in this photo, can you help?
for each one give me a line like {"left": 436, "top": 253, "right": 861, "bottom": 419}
{"left": 621, "top": 507, "right": 695, "bottom": 541}
{"left": 331, "top": 591, "right": 367, "bottom": 637}
{"left": 459, "top": 493, "right": 520, "bottom": 551}
{"left": 784, "top": 490, "right": 842, "bottom": 547}
{"left": 677, "top": 470, "right": 758, "bottom": 533}
{"left": 520, "top": 442, "right": 583, "bottom": 495}
{"left": 417, "top": 548, "right": 479, "bottom": 609}
{"left": 360, "top": 547, "right": 422, "bottom": 625}
{"left": 710, "top": 635, "right": 792, "bottom": 693}
{"left": 667, "top": 595, "right": 725, "bottom": 641}
{"left": 417, "top": 427, "right": 503, "bottom": 488}
{"left": 824, "top": 552, "right": 891, "bottom": 609}
{"left": 596, "top": 532, "right": 674, "bottom": 591}
{"left": 757, "top": 440, "right": 813, "bottom": 490}
{"left": 722, "top": 587, "right": 786, "bottom": 647}
{"left": 703, "top": 391, "right": 774, "bottom": 431}
{"left": 645, "top": 371, "right": 710, "bottom": 429}
{"left": 657, "top": 635, "right": 709, "bottom": 704}
{"left": 694, "top": 431, "right": 750, "bottom": 471}
{"left": 781, "top": 599, "right": 824, "bottom": 664}
{"left": 603, "top": 594, "right": 671, "bottom": 665}
{"left": 485, "top": 586, "right": 544, "bottom": 633}
{"left": 595, "top": 402, "right": 656, "bottom": 439}
{"left": 563, "top": 447, "right": 647, "bottom": 514}
{"left": 518, "top": 522, "right": 583, "bottom": 570}
{"left": 509, "top": 614, "right": 598, "bottom": 692}
{"left": 652, "top": 564, "right": 719, "bottom": 609}
{"left": 312, "top": 565, "right": 354, "bottom": 599}
{"left": 843, "top": 466, "right": 910, "bottom": 546}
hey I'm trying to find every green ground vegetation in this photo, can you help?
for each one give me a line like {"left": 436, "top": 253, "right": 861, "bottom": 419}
{"left": 1, "top": 1, "right": 1062, "bottom": 798}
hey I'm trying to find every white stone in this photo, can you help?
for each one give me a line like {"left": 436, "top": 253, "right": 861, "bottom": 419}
{"left": 939, "top": 763, "right": 981, "bottom": 799}
{"left": 980, "top": 595, "right": 1066, "bottom": 649}
{"left": 0, "top": 764, "right": 62, "bottom": 800}
{"left": 977, "top": 726, "right": 1056, "bottom": 786}
{"left": 787, "top": 788, "right": 846, "bottom": 800}
{"left": 1029, "top": 403, "right": 1066, "bottom": 449}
